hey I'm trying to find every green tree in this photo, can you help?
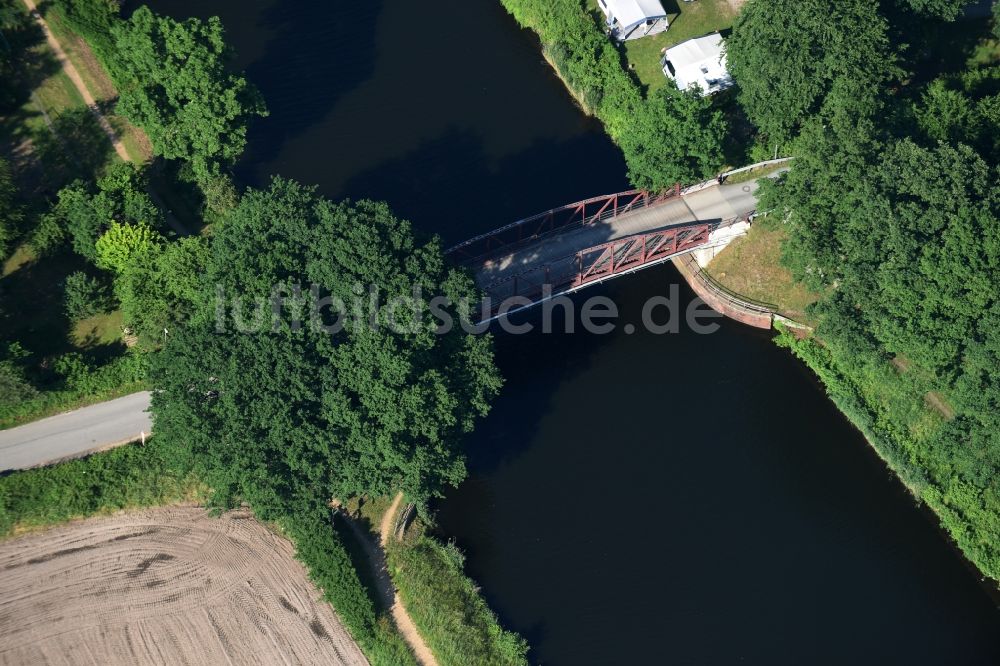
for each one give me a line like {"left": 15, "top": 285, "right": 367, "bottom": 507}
{"left": 199, "top": 172, "right": 240, "bottom": 224}
{"left": 620, "top": 86, "right": 726, "bottom": 189}
{"left": 29, "top": 213, "right": 66, "bottom": 256}
{"left": 50, "top": 162, "right": 162, "bottom": 263}
{"left": 727, "top": 0, "right": 899, "bottom": 145}
{"left": 112, "top": 7, "right": 267, "bottom": 181}
{"left": 0, "top": 3, "right": 43, "bottom": 113}
{"left": 863, "top": 140, "right": 1000, "bottom": 375}
{"left": 114, "top": 235, "right": 209, "bottom": 341}
{"left": 150, "top": 178, "right": 501, "bottom": 520}
{"left": 63, "top": 271, "right": 113, "bottom": 320}
{"left": 914, "top": 79, "right": 979, "bottom": 144}
{"left": 95, "top": 220, "right": 162, "bottom": 273}
{"left": 758, "top": 77, "right": 887, "bottom": 290}
{"left": 900, "top": 0, "right": 971, "bottom": 19}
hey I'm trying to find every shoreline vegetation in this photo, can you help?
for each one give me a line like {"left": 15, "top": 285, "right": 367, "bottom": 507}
{"left": 501, "top": 0, "right": 733, "bottom": 189}
{"left": 504, "top": 0, "right": 1000, "bottom": 587}
{"left": 0, "top": 438, "right": 531, "bottom": 665}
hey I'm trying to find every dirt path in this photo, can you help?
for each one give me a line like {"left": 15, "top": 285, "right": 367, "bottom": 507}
{"left": 380, "top": 491, "right": 404, "bottom": 547}
{"left": 22, "top": 0, "right": 130, "bottom": 163}
{"left": 20, "top": 0, "right": 190, "bottom": 237}
{"left": 0, "top": 506, "right": 369, "bottom": 665}
{"left": 380, "top": 492, "right": 440, "bottom": 666}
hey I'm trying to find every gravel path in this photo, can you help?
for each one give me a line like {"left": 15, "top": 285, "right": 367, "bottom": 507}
{"left": 380, "top": 493, "right": 440, "bottom": 666}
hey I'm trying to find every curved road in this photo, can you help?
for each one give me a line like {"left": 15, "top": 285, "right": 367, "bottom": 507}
{"left": 0, "top": 392, "right": 152, "bottom": 472}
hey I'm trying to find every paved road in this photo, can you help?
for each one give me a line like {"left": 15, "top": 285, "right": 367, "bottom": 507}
{"left": 0, "top": 392, "right": 152, "bottom": 472}
{"left": 472, "top": 178, "right": 765, "bottom": 297}
{"left": 0, "top": 178, "right": 770, "bottom": 472}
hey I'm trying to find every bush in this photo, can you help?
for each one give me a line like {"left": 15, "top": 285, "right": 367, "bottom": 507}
{"left": 278, "top": 508, "right": 417, "bottom": 666}
{"left": 0, "top": 362, "right": 38, "bottom": 409}
{"left": 388, "top": 536, "right": 530, "bottom": 666}
{"left": 63, "top": 271, "right": 113, "bottom": 320}
{"left": 0, "top": 436, "right": 203, "bottom": 537}
{"left": 0, "top": 343, "right": 38, "bottom": 410}
{"left": 0, "top": 351, "right": 149, "bottom": 429}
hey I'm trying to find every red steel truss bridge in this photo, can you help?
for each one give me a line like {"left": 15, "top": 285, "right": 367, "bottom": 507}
{"left": 446, "top": 177, "right": 765, "bottom": 321}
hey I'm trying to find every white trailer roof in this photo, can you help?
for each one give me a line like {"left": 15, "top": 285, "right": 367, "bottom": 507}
{"left": 662, "top": 33, "right": 733, "bottom": 94}
{"left": 602, "top": 0, "right": 667, "bottom": 29}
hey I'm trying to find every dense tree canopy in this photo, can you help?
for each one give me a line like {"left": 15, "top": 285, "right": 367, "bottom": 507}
{"left": 621, "top": 86, "right": 727, "bottom": 189}
{"left": 749, "top": 0, "right": 1000, "bottom": 577}
{"left": 151, "top": 179, "right": 501, "bottom": 518}
{"left": 112, "top": 7, "right": 267, "bottom": 181}
{"left": 112, "top": 234, "right": 209, "bottom": 341}
{"left": 95, "top": 220, "right": 162, "bottom": 273}
{"left": 46, "top": 163, "right": 162, "bottom": 263}
{"left": 727, "top": 0, "right": 899, "bottom": 145}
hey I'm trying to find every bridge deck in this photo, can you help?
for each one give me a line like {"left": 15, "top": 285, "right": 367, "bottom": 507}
{"left": 469, "top": 179, "right": 764, "bottom": 295}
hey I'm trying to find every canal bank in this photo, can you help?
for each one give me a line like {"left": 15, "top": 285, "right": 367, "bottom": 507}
{"left": 499, "top": 0, "right": 1000, "bottom": 587}
{"left": 129, "top": 0, "right": 1000, "bottom": 663}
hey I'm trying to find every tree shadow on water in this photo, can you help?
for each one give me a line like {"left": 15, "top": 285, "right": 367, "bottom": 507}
{"left": 340, "top": 125, "right": 630, "bottom": 246}
{"left": 236, "top": 0, "right": 384, "bottom": 173}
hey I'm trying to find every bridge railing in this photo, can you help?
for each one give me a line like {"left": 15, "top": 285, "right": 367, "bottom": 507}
{"left": 450, "top": 157, "right": 794, "bottom": 270}
{"left": 575, "top": 224, "right": 711, "bottom": 286}
{"left": 476, "top": 220, "right": 716, "bottom": 319}
{"left": 446, "top": 183, "right": 682, "bottom": 265}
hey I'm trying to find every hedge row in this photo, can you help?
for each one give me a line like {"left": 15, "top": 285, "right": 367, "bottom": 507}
{"left": 388, "top": 535, "right": 530, "bottom": 666}
{"left": 0, "top": 351, "right": 149, "bottom": 430}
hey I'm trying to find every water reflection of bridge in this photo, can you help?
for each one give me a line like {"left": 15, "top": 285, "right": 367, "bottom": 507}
{"left": 447, "top": 178, "right": 766, "bottom": 321}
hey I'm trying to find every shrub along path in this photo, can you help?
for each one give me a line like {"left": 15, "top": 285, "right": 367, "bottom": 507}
{"left": 379, "top": 493, "right": 440, "bottom": 666}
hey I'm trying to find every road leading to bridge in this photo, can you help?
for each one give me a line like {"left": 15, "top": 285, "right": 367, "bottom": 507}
{"left": 0, "top": 392, "right": 152, "bottom": 472}
{"left": 0, "top": 176, "right": 774, "bottom": 471}
{"left": 467, "top": 178, "right": 766, "bottom": 307}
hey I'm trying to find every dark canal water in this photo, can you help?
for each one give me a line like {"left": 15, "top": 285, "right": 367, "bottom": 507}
{"left": 135, "top": 1, "right": 1000, "bottom": 663}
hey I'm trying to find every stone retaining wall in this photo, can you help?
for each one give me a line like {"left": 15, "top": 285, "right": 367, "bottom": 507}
{"left": 672, "top": 254, "right": 774, "bottom": 329}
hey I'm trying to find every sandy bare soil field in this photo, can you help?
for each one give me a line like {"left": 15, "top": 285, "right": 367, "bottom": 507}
{"left": 0, "top": 506, "right": 369, "bottom": 665}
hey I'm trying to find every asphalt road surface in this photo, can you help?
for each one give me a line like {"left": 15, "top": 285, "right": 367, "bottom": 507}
{"left": 0, "top": 392, "right": 152, "bottom": 472}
